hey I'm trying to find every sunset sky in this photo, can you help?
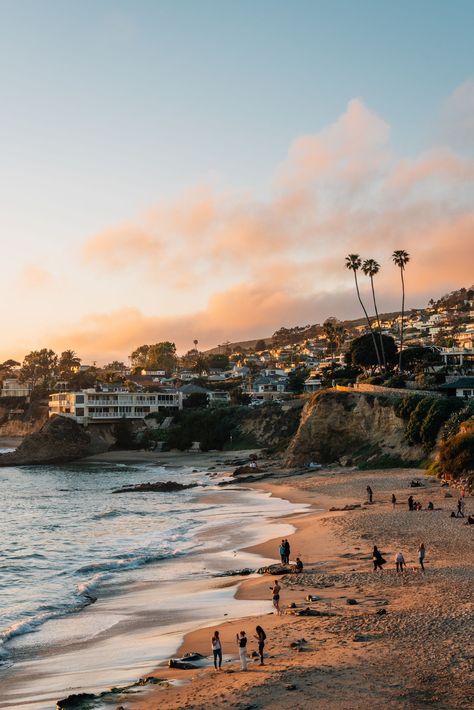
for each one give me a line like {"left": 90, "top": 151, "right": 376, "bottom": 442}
{"left": 1, "top": 0, "right": 473, "bottom": 363}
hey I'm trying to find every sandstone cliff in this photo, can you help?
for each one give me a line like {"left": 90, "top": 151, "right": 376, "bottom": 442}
{"left": 0, "top": 415, "right": 113, "bottom": 466}
{"left": 285, "top": 390, "right": 424, "bottom": 468}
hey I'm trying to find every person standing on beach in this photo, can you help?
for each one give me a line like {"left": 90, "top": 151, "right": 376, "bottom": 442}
{"left": 418, "top": 543, "right": 426, "bottom": 572}
{"left": 236, "top": 631, "right": 248, "bottom": 670}
{"left": 254, "top": 625, "right": 266, "bottom": 665}
{"left": 372, "top": 545, "right": 386, "bottom": 572}
{"left": 279, "top": 540, "right": 286, "bottom": 564}
{"left": 270, "top": 580, "right": 282, "bottom": 614}
{"left": 367, "top": 485, "right": 373, "bottom": 503}
{"left": 457, "top": 498, "right": 465, "bottom": 517}
{"left": 211, "top": 630, "right": 222, "bottom": 670}
{"left": 391, "top": 493, "right": 397, "bottom": 509}
{"left": 284, "top": 539, "right": 290, "bottom": 564}
{"left": 395, "top": 551, "right": 406, "bottom": 573}
{"left": 408, "top": 495, "right": 414, "bottom": 511}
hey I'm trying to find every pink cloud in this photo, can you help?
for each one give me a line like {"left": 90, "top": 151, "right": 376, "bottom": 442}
{"left": 18, "top": 264, "right": 53, "bottom": 289}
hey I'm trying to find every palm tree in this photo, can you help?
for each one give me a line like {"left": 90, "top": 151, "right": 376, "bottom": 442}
{"left": 362, "top": 259, "right": 386, "bottom": 371}
{"left": 345, "top": 254, "right": 381, "bottom": 368}
{"left": 193, "top": 339, "right": 198, "bottom": 351}
{"left": 392, "top": 250, "right": 410, "bottom": 371}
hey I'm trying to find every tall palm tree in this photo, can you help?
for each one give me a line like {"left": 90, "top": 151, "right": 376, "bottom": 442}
{"left": 392, "top": 250, "right": 410, "bottom": 371}
{"left": 362, "top": 259, "right": 386, "bottom": 371}
{"left": 193, "top": 339, "right": 198, "bottom": 350}
{"left": 345, "top": 254, "right": 381, "bottom": 368}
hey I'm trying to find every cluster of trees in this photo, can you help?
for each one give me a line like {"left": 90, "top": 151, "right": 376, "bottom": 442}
{"left": 345, "top": 250, "right": 410, "bottom": 372}
{"left": 129, "top": 342, "right": 177, "bottom": 372}
{"left": 395, "top": 394, "right": 464, "bottom": 453}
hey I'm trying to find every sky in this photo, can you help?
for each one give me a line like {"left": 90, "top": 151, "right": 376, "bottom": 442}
{"left": 0, "top": 0, "right": 473, "bottom": 364}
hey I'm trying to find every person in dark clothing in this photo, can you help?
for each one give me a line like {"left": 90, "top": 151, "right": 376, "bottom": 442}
{"left": 293, "top": 557, "right": 303, "bottom": 573}
{"left": 254, "top": 625, "right": 266, "bottom": 665}
{"left": 367, "top": 485, "right": 373, "bottom": 503}
{"left": 279, "top": 540, "right": 286, "bottom": 564}
{"left": 283, "top": 539, "right": 290, "bottom": 564}
{"left": 372, "top": 545, "right": 386, "bottom": 572}
{"left": 391, "top": 493, "right": 397, "bottom": 509}
{"left": 408, "top": 495, "right": 414, "bottom": 511}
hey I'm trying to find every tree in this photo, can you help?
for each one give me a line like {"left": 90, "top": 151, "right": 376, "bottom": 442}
{"left": 58, "top": 350, "right": 81, "bottom": 380}
{"left": 0, "top": 359, "right": 21, "bottom": 380}
{"left": 193, "top": 339, "right": 198, "bottom": 350}
{"left": 183, "top": 392, "right": 209, "bottom": 408}
{"left": 129, "top": 342, "right": 177, "bottom": 373}
{"left": 206, "top": 354, "right": 230, "bottom": 370}
{"left": 103, "top": 361, "right": 127, "bottom": 372}
{"left": 345, "top": 254, "right": 381, "bottom": 368}
{"left": 362, "top": 259, "right": 386, "bottom": 371}
{"left": 254, "top": 339, "right": 267, "bottom": 352}
{"left": 19, "top": 349, "right": 59, "bottom": 391}
{"left": 392, "top": 250, "right": 410, "bottom": 371}
{"left": 400, "top": 347, "right": 442, "bottom": 373}
{"left": 349, "top": 334, "right": 397, "bottom": 372}
{"left": 287, "top": 368, "right": 308, "bottom": 394}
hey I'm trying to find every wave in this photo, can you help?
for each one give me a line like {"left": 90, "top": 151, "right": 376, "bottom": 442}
{"left": 91, "top": 509, "right": 151, "bottom": 520}
{"left": 75, "top": 550, "right": 174, "bottom": 576}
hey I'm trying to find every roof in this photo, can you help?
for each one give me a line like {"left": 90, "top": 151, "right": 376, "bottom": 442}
{"left": 439, "top": 377, "right": 474, "bottom": 389}
{"left": 179, "top": 384, "right": 210, "bottom": 394}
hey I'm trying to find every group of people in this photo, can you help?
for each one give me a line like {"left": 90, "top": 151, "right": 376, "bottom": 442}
{"left": 279, "top": 538, "right": 291, "bottom": 564}
{"left": 211, "top": 626, "right": 267, "bottom": 671}
{"left": 373, "top": 543, "right": 426, "bottom": 573}
{"left": 407, "top": 495, "right": 433, "bottom": 511}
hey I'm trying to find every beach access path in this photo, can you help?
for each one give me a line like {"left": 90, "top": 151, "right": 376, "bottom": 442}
{"left": 130, "top": 466, "right": 474, "bottom": 710}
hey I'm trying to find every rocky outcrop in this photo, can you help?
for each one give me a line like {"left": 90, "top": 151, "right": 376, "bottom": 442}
{"left": 0, "top": 415, "right": 112, "bottom": 466}
{"left": 112, "top": 481, "right": 198, "bottom": 493}
{"left": 285, "top": 390, "right": 424, "bottom": 468}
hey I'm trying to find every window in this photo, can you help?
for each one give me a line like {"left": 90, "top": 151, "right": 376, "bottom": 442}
{"left": 75, "top": 408, "right": 84, "bottom": 417}
{"left": 76, "top": 395, "right": 85, "bottom": 404}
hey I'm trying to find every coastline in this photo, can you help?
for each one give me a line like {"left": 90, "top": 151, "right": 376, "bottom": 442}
{"left": 0, "top": 460, "right": 306, "bottom": 710}
{"left": 129, "top": 466, "right": 474, "bottom": 710}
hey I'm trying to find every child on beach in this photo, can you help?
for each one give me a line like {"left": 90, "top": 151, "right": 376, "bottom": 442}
{"left": 211, "top": 630, "right": 222, "bottom": 670}
{"left": 254, "top": 625, "right": 266, "bottom": 665}
{"left": 270, "top": 580, "right": 282, "bottom": 614}
{"left": 395, "top": 551, "right": 406, "bottom": 573}
{"left": 236, "top": 631, "right": 248, "bottom": 671}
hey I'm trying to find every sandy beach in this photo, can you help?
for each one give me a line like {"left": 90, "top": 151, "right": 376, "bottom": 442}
{"left": 129, "top": 466, "right": 474, "bottom": 710}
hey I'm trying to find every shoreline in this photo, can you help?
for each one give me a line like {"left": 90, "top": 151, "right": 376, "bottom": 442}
{"left": 129, "top": 467, "right": 474, "bottom": 710}
{"left": 0, "top": 463, "right": 306, "bottom": 710}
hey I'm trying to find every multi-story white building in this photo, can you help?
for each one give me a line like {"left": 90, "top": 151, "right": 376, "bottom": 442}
{"left": 49, "top": 388, "right": 183, "bottom": 424}
{"left": 1, "top": 378, "right": 32, "bottom": 398}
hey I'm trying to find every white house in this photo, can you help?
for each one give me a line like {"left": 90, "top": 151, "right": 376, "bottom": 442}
{"left": 304, "top": 377, "right": 323, "bottom": 393}
{"left": 49, "top": 388, "right": 183, "bottom": 424}
{"left": 1, "top": 378, "right": 32, "bottom": 398}
{"left": 438, "top": 377, "right": 474, "bottom": 399}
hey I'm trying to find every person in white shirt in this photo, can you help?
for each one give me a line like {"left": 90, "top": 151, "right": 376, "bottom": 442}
{"left": 211, "top": 630, "right": 222, "bottom": 670}
{"left": 395, "top": 551, "right": 406, "bottom": 573}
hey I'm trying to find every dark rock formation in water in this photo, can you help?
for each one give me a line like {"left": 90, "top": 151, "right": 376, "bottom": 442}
{"left": 112, "top": 480, "right": 199, "bottom": 493}
{"left": 0, "top": 415, "right": 111, "bottom": 466}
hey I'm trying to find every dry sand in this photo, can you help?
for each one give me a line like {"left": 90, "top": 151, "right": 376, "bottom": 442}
{"left": 129, "top": 467, "right": 474, "bottom": 710}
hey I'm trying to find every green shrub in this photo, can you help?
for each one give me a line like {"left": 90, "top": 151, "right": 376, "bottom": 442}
{"left": 395, "top": 394, "right": 424, "bottom": 421}
{"left": 441, "top": 401, "right": 474, "bottom": 440}
{"left": 438, "top": 432, "right": 474, "bottom": 480}
{"left": 419, "top": 398, "right": 464, "bottom": 452}
{"left": 405, "top": 397, "right": 437, "bottom": 444}
{"left": 384, "top": 375, "right": 406, "bottom": 389}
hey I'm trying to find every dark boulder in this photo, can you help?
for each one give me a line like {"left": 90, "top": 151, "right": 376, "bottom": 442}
{"left": 56, "top": 694, "right": 96, "bottom": 710}
{"left": 112, "top": 481, "right": 198, "bottom": 494}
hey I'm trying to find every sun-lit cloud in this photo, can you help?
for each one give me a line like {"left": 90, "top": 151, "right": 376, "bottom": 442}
{"left": 7, "top": 87, "right": 474, "bottom": 362}
{"left": 18, "top": 264, "right": 53, "bottom": 289}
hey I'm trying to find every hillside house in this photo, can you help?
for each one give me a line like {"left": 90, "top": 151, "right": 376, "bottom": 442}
{"left": 438, "top": 377, "right": 474, "bottom": 399}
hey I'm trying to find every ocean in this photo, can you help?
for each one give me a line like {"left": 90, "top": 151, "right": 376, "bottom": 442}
{"left": 0, "top": 456, "right": 304, "bottom": 708}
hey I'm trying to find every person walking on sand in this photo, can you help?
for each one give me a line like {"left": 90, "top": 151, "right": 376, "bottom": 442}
{"left": 372, "top": 545, "right": 386, "bottom": 572}
{"left": 418, "top": 543, "right": 426, "bottom": 572}
{"left": 284, "top": 538, "right": 290, "bottom": 565}
{"left": 408, "top": 495, "right": 414, "bottom": 511}
{"left": 457, "top": 498, "right": 465, "bottom": 517}
{"left": 254, "top": 625, "right": 266, "bottom": 665}
{"left": 395, "top": 551, "right": 406, "bottom": 574}
{"left": 236, "top": 631, "right": 248, "bottom": 671}
{"left": 270, "top": 580, "right": 282, "bottom": 614}
{"left": 211, "top": 630, "right": 222, "bottom": 670}
{"left": 367, "top": 485, "right": 373, "bottom": 504}
{"left": 279, "top": 540, "right": 286, "bottom": 564}
{"left": 391, "top": 493, "right": 397, "bottom": 509}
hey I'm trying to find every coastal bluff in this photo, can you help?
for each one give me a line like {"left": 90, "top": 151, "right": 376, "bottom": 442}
{"left": 0, "top": 415, "right": 112, "bottom": 466}
{"left": 286, "top": 389, "right": 424, "bottom": 468}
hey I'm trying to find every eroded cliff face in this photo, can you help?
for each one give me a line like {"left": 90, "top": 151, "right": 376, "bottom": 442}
{"left": 285, "top": 390, "right": 424, "bottom": 468}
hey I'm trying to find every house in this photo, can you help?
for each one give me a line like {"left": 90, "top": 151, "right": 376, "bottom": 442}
{"left": 179, "top": 383, "right": 230, "bottom": 405}
{"left": 438, "top": 377, "right": 474, "bottom": 399}
{"left": 141, "top": 369, "right": 166, "bottom": 377}
{"left": 49, "top": 388, "right": 183, "bottom": 424}
{"left": 249, "top": 375, "right": 289, "bottom": 401}
{"left": 1, "top": 378, "right": 32, "bottom": 398}
{"left": 304, "top": 377, "right": 323, "bottom": 393}
{"left": 263, "top": 368, "right": 287, "bottom": 378}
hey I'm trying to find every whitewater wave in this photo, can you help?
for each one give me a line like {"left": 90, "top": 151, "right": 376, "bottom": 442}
{"left": 76, "top": 550, "right": 175, "bottom": 576}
